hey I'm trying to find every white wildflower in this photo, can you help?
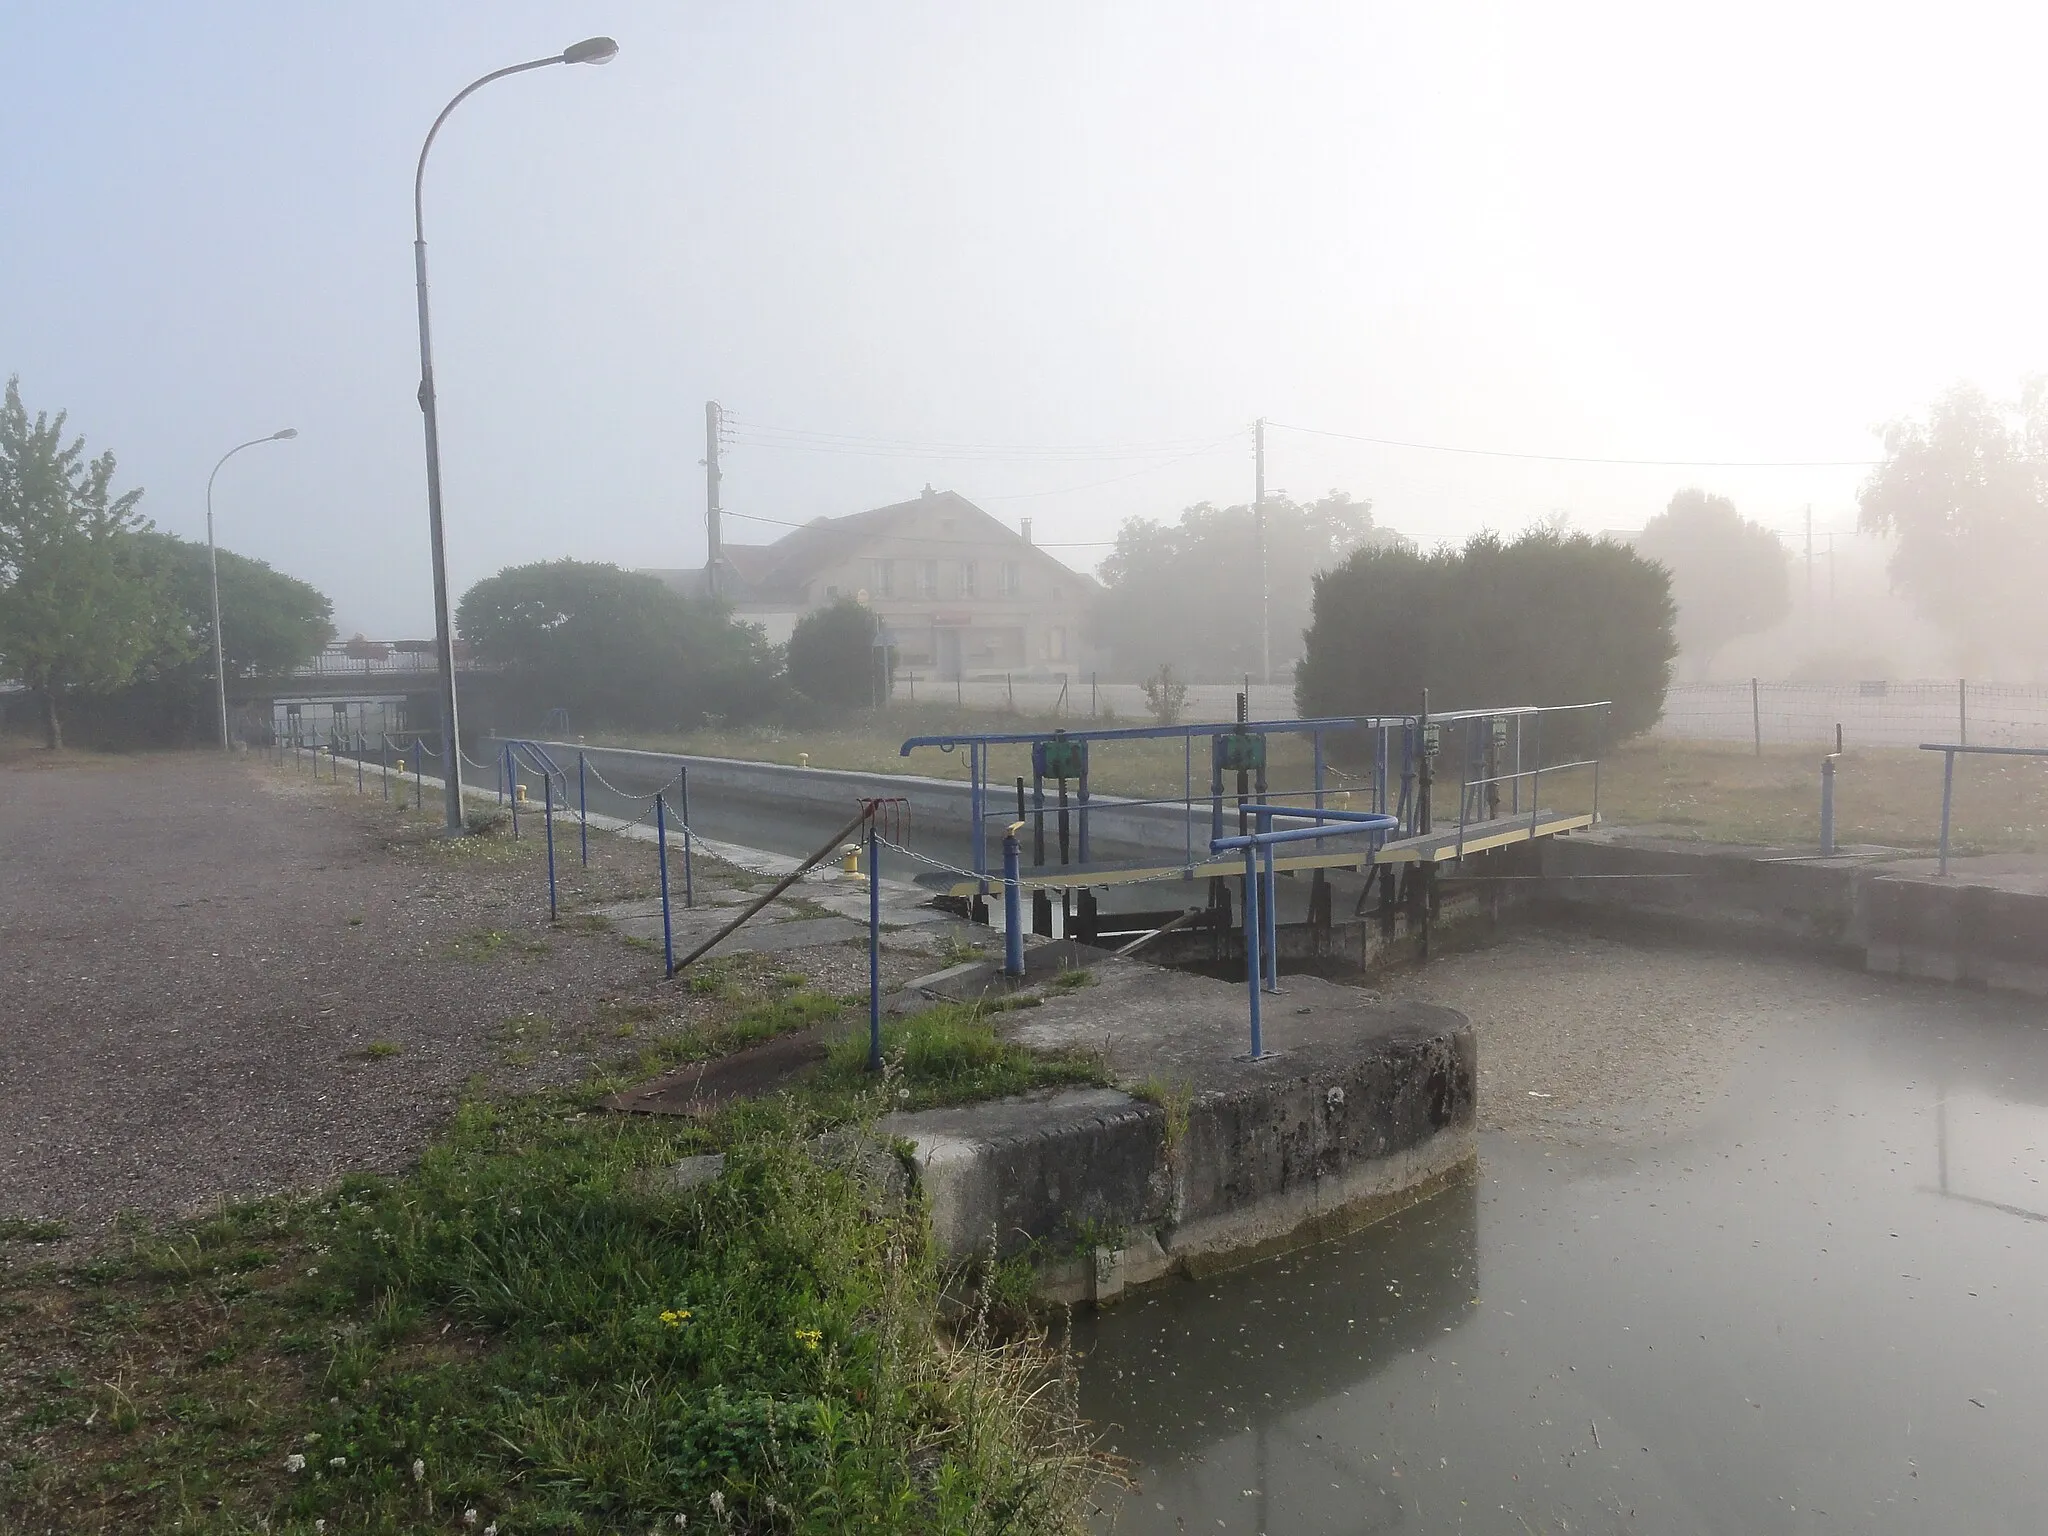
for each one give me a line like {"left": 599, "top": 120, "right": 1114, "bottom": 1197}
{"left": 464, "top": 1510, "right": 479, "bottom": 1527}
{"left": 412, "top": 1458, "right": 426, "bottom": 1482}
{"left": 484, "top": 1526, "right": 498, "bottom": 1536}
{"left": 328, "top": 1455, "right": 347, "bottom": 1468}
{"left": 709, "top": 1491, "right": 725, "bottom": 1514}
{"left": 284, "top": 1453, "right": 307, "bottom": 1473}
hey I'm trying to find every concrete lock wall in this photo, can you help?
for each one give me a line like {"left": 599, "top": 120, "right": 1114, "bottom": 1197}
{"left": 878, "top": 1017, "right": 1476, "bottom": 1304}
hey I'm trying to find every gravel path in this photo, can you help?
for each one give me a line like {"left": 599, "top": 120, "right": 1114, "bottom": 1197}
{"left": 0, "top": 751, "right": 899, "bottom": 1241}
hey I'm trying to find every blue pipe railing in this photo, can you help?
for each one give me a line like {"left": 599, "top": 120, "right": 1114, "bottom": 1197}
{"left": 1921, "top": 742, "right": 2048, "bottom": 875}
{"left": 1210, "top": 803, "right": 1400, "bottom": 1058}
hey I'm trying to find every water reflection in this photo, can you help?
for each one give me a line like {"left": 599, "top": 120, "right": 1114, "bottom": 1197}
{"left": 1078, "top": 968, "right": 2048, "bottom": 1534}
{"left": 1077, "top": 1180, "right": 1479, "bottom": 1532}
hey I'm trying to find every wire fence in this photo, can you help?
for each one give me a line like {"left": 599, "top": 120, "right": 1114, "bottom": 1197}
{"left": 1651, "top": 680, "right": 2048, "bottom": 750}
{"left": 892, "top": 672, "right": 1297, "bottom": 723}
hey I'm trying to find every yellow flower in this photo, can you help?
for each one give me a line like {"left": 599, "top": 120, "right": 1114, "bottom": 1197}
{"left": 659, "top": 1309, "right": 693, "bottom": 1328}
{"left": 795, "top": 1327, "right": 823, "bottom": 1352}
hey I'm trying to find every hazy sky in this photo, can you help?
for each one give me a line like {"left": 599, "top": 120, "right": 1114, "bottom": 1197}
{"left": 5, "top": 2, "right": 2044, "bottom": 636}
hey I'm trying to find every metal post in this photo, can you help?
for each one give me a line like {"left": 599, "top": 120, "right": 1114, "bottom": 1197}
{"left": 415, "top": 745, "right": 424, "bottom": 811}
{"left": 1938, "top": 749, "right": 1956, "bottom": 877}
{"left": 680, "top": 764, "right": 694, "bottom": 908}
{"left": 1242, "top": 844, "right": 1264, "bottom": 1058}
{"left": 1751, "top": 677, "right": 1762, "bottom": 757}
{"left": 356, "top": 735, "right": 364, "bottom": 795}
{"left": 1259, "top": 807, "right": 1279, "bottom": 995}
{"left": 508, "top": 748, "right": 519, "bottom": 838}
{"left": 1959, "top": 678, "right": 1968, "bottom": 747}
{"left": 656, "top": 791, "right": 675, "bottom": 973}
{"left": 1002, "top": 826, "right": 1025, "bottom": 977}
{"left": 543, "top": 771, "right": 557, "bottom": 920}
{"left": 577, "top": 751, "right": 588, "bottom": 867}
{"left": 1820, "top": 754, "right": 1837, "bottom": 857}
{"left": 867, "top": 821, "right": 883, "bottom": 1072}
{"left": 381, "top": 737, "right": 390, "bottom": 800}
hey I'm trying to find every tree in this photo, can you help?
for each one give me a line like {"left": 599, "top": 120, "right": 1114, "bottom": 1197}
{"left": 1296, "top": 529, "right": 1676, "bottom": 746}
{"left": 1092, "top": 491, "right": 1406, "bottom": 679}
{"left": 457, "top": 560, "right": 778, "bottom": 729}
{"left": 1634, "top": 489, "right": 1789, "bottom": 677}
{"left": 0, "top": 378, "right": 186, "bottom": 747}
{"left": 786, "top": 597, "right": 893, "bottom": 711}
{"left": 1858, "top": 382, "right": 2048, "bottom": 673}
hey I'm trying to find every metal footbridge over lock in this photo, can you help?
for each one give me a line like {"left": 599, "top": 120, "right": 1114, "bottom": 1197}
{"left": 897, "top": 698, "right": 1609, "bottom": 905}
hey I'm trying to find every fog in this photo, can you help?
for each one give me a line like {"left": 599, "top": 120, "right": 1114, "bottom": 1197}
{"left": 5, "top": 2, "right": 2047, "bottom": 642}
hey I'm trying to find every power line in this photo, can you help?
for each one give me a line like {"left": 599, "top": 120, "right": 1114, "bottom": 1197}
{"left": 1265, "top": 419, "right": 1881, "bottom": 469}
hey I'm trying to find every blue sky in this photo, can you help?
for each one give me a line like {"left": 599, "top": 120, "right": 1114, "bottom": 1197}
{"left": 6, "top": 2, "right": 2046, "bottom": 635}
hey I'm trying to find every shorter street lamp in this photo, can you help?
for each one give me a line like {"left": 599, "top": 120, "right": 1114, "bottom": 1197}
{"left": 207, "top": 428, "right": 298, "bottom": 749}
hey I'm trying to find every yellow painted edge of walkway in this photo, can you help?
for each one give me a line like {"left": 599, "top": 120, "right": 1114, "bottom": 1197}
{"left": 943, "top": 812, "right": 1595, "bottom": 896}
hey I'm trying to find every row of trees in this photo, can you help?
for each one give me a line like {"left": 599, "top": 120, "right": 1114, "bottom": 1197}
{"left": 455, "top": 561, "right": 888, "bottom": 729}
{"left": 0, "top": 379, "right": 333, "bottom": 747}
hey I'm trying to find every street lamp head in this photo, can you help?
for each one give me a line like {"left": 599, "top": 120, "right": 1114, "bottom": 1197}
{"left": 562, "top": 36, "right": 619, "bottom": 66}
{"left": 272, "top": 428, "right": 299, "bottom": 441}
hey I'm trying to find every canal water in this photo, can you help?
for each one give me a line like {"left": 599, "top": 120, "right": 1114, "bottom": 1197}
{"left": 1075, "top": 961, "right": 2048, "bottom": 1534}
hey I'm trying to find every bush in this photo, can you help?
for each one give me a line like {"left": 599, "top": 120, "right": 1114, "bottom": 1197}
{"left": 1295, "top": 530, "right": 1675, "bottom": 747}
{"left": 787, "top": 598, "right": 894, "bottom": 712}
{"left": 457, "top": 560, "right": 781, "bottom": 732}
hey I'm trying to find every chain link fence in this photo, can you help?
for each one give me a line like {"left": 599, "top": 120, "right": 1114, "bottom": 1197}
{"left": 894, "top": 672, "right": 1297, "bottom": 723}
{"left": 1651, "top": 680, "right": 2048, "bottom": 750}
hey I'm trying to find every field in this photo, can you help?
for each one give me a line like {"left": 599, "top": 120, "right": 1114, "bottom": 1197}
{"left": 594, "top": 708, "right": 2048, "bottom": 857}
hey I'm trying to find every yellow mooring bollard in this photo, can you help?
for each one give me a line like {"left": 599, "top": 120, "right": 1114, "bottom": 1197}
{"left": 395, "top": 759, "right": 407, "bottom": 776}
{"left": 516, "top": 784, "right": 529, "bottom": 804}
{"left": 840, "top": 842, "right": 865, "bottom": 882}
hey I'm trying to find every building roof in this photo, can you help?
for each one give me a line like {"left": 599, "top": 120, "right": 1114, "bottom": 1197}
{"left": 650, "top": 489, "right": 1098, "bottom": 605}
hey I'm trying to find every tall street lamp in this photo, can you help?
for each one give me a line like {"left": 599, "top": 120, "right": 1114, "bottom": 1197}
{"left": 412, "top": 34, "right": 620, "bottom": 835}
{"left": 207, "top": 428, "right": 299, "bottom": 749}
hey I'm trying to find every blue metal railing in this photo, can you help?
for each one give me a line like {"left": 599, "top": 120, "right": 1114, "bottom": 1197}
{"left": 1921, "top": 742, "right": 2048, "bottom": 875}
{"left": 1210, "top": 804, "right": 1400, "bottom": 1058}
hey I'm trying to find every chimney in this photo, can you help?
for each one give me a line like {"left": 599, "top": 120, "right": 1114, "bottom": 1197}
{"left": 1020, "top": 517, "right": 1034, "bottom": 544}
{"left": 921, "top": 483, "right": 936, "bottom": 500}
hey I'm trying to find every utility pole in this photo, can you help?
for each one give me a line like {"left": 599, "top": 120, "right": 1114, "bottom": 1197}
{"left": 1255, "top": 417, "right": 1269, "bottom": 685}
{"left": 704, "top": 400, "right": 724, "bottom": 599}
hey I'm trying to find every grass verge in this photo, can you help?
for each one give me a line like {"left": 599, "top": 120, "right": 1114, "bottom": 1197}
{"left": 0, "top": 1089, "right": 1108, "bottom": 1534}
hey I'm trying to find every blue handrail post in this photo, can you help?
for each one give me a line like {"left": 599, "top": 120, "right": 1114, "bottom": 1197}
{"left": 1258, "top": 804, "right": 1280, "bottom": 994}
{"left": 577, "top": 751, "right": 589, "bottom": 867}
{"left": 656, "top": 791, "right": 675, "bottom": 974}
{"left": 414, "top": 744, "right": 423, "bottom": 811}
{"left": 508, "top": 748, "right": 519, "bottom": 838}
{"left": 543, "top": 772, "right": 557, "bottom": 921}
{"left": 381, "top": 737, "right": 389, "bottom": 800}
{"left": 866, "top": 820, "right": 884, "bottom": 1072}
{"left": 355, "top": 734, "right": 364, "bottom": 795}
{"left": 675, "top": 763, "right": 694, "bottom": 908}
{"left": 1002, "top": 825, "right": 1025, "bottom": 977}
{"left": 1242, "top": 844, "right": 1264, "bottom": 1058}
{"left": 970, "top": 742, "right": 987, "bottom": 890}
{"left": 1938, "top": 748, "right": 1956, "bottom": 876}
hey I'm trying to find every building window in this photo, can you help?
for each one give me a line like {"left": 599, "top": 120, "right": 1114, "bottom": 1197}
{"left": 959, "top": 560, "right": 978, "bottom": 597}
{"left": 869, "top": 558, "right": 894, "bottom": 596}
{"left": 1049, "top": 626, "right": 1067, "bottom": 661}
{"left": 918, "top": 560, "right": 938, "bottom": 597}
{"left": 999, "top": 560, "right": 1021, "bottom": 596}
{"left": 826, "top": 584, "right": 839, "bottom": 600}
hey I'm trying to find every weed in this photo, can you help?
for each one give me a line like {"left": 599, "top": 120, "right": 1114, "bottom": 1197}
{"left": 1051, "top": 965, "right": 1093, "bottom": 991}
{"left": 1132, "top": 1076, "right": 1195, "bottom": 1158}
{"left": 449, "top": 928, "right": 548, "bottom": 962}
{"left": 360, "top": 1040, "right": 402, "bottom": 1061}
{"left": 818, "top": 1005, "right": 1107, "bottom": 1110}
{"left": 0, "top": 1217, "right": 67, "bottom": 1243}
